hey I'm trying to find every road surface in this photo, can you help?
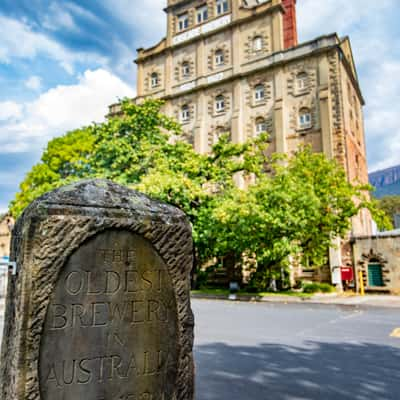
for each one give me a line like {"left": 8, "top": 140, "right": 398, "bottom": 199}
{"left": 193, "top": 299, "right": 400, "bottom": 400}
{"left": 0, "top": 299, "right": 399, "bottom": 399}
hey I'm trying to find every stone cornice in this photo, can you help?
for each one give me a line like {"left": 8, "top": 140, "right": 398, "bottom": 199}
{"left": 136, "top": 4, "right": 284, "bottom": 63}
{"left": 109, "top": 34, "right": 365, "bottom": 116}
{"left": 137, "top": 34, "right": 340, "bottom": 102}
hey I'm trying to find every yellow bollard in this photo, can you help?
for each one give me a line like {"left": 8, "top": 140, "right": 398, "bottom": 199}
{"left": 359, "top": 270, "right": 365, "bottom": 296}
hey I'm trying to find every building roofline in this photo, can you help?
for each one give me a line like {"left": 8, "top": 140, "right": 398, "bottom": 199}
{"left": 136, "top": 3, "right": 284, "bottom": 63}
{"left": 337, "top": 36, "right": 365, "bottom": 105}
{"left": 351, "top": 231, "right": 400, "bottom": 240}
{"left": 164, "top": 0, "right": 194, "bottom": 13}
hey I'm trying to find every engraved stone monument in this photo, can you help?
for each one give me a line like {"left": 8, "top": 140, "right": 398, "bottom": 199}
{"left": 0, "top": 180, "right": 194, "bottom": 400}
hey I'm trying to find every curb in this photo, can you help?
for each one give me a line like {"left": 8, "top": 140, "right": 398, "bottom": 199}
{"left": 191, "top": 293, "right": 400, "bottom": 309}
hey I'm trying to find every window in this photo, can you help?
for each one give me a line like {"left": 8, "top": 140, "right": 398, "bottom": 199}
{"left": 299, "top": 109, "right": 312, "bottom": 129}
{"left": 215, "top": 49, "right": 225, "bottom": 66}
{"left": 181, "top": 105, "right": 190, "bottom": 122}
{"left": 296, "top": 72, "right": 308, "bottom": 91}
{"left": 178, "top": 13, "right": 189, "bottom": 31}
{"left": 254, "top": 84, "right": 265, "bottom": 102}
{"left": 216, "top": 0, "right": 229, "bottom": 15}
{"left": 182, "top": 62, "right": 190, "bottom": 77}
{"left": 151, "top": 72, "right": 159, "bottom": 88}
{"left": 255, "top": 118, "right": 267, "bottom": 135}
{"left": 197, "top": 5, "right": 208, "bottom": 23}
{"left": 215, "top": 95, "right": 225, "bottom": 113}
{"left": 253, "top": 36, "right": 263, "bottom": 52}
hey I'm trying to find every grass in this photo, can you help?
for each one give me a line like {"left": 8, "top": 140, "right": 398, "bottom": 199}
{"left": 257, "top": 291, "right": 313, "bottom": 298}
{"left": 191, "top": 288, "right": 314, "bottom": 299}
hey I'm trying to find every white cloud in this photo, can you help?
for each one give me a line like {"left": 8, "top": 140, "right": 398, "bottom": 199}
{"left": 0, "top": 15, "right": 107, "bottom": 74}
{"left": 101, "top": 0, "right": 166, "bottom": 44}
{"left": 297, "top": 0, "right": 395, "bottom": 41}
{"left": 297, "top": 0, "right": 400, "bottom": 171}
{"left": 25, "top": 76, "right": 42, "bottom": 91}
{"left": 0, "top": 69, "right": 135, "bottom": 154}
{"left": 42, "top": 3, "right": 78, "bottom": 32}
{"left": 363, "top": 61, "right": 400, "bottom": 171}
{"left": 0, "top": 101, "right": 23, "bottom": 121}
{"left": 64, "top": 3, "right": 105, "bottom": 26}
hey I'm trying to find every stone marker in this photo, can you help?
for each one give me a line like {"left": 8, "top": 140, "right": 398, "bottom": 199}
{"left": 0, "top": 180, "right": 194, "bottom": 400}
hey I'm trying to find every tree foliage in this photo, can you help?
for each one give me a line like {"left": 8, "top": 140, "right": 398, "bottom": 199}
{"left": 377, "top": 195, "right": 400, "bottom": 227}
{"left": 10, "top": 99, "right": 381, "bottom": 288}
{"left": 10, "top": 128, "right": 95, "bottom": 216}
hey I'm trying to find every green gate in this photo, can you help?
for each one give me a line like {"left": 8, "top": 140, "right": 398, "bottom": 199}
{"left": 368, "top": 263, "right": 384, "bottom": 287}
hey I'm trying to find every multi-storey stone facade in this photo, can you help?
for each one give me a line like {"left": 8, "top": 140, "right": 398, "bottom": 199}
{"left": 109, "top": 0, "right": 371, "bottom": 237}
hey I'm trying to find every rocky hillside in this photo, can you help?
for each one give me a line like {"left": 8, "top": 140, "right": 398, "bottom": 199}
{"left": 369, "top": 165, "right": 400, "bottom": 198}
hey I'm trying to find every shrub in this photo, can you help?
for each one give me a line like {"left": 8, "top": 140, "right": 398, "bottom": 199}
{"left": 302, "top": 282, "right": 335, "bottom": 294}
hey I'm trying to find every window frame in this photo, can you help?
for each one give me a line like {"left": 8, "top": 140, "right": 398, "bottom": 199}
{"left": 216, "top": 0, "right": 229, "bottom": 15}
{"left": 181, "top": 104, "right": 190, "bottom": 122}
{"left": 150, "top": 72, "right": 159, "bottom": 88}
{"left": 255, "top": 119, "right": 267, "bottom": 135}
{"left": 298, "top": 110, "right": 312, "bottom": 129}
{"left": 215, "top": 49, "right": 225, "bottom": 66}
{"left": 182, "top": 62, "right": 190, "bottom": 78}
{"left": 254, "top": 84, "right": 265, "bottom": 102}
{"left": 197, "top": 5, "right": 208, "bottom": 24}
{"left": 215, "top": 95, "right": 225, "bottom": 113}
{"left": 178, "top": 13, "right": 189, "bottom": 31}
{"left": 296, "top": 72, "right": 308, "bottom": 91}
{"left": 253, "top": 36, "right": 263, "bottom": 52}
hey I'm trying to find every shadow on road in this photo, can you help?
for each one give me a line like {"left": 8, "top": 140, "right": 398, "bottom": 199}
{"left": 195, "top": 341, "right": 400, "bottom": 400}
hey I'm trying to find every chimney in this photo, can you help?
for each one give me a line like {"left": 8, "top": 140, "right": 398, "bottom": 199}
{"left": 282, "top": 0, "right": 298, "bottom": 49}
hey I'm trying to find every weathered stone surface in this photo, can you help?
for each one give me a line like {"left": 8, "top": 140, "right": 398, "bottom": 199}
{"left": 0, "top": 179, "right": 194, "bottom": 400}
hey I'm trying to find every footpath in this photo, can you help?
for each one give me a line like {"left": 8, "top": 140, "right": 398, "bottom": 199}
{"left": 1, "top": 294, "right": 399, "bottom": 311}
{"left": 191, "top": 292, "right": 400, "bottom": 309}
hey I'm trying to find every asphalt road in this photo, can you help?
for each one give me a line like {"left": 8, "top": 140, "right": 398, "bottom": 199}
{"left": 193, "top": 299, "right": 400, "bottom": 400}
{"left": 0, "top": 299, "right": 399, "bottom": 399}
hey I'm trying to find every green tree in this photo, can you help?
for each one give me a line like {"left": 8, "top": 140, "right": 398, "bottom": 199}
{"left": 196, "top": 147, "right": 384, "bottom": 290}
{"left": 10, "top": 128, "right": 95, "bottom": 216}
{"left": 377, "top": 195, "right": 400, "bottom": 227}
{"left": 10, "top": 100, "right": 266, "bottom": 270}
{"left": 11, "top": 99, "right": 383, "bottom": 290}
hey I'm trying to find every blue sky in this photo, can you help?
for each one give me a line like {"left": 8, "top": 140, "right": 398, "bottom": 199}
{"left": 0, "top": 0, "right": 399, "bottom": 213}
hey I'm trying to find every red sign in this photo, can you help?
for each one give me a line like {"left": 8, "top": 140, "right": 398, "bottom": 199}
{"left": 341, "top": 267, "right": 354, "bottom": 281}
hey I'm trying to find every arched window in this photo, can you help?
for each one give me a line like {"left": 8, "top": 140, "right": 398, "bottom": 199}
{"left": 182, "top": 62, "right": 190, "bottom": 77}
{"left": 215, "top": 49, "right": 225, "bottom": 66}
{"left": 299, "top": 108, "right": 312, "bottom": 129}
{"left": 255, "top": 118, "right": 267, "bottom": 135}
{"left": 253, "top": 36, "right": 263, "bottom": 52}
{"left": 181, "top": 104, "right": 190, "bottom": 122}
{"left": 296, "top": 72, "right": 308, "bottom": 91}
{"left": 151, "top": 72, "right": 159, "bottom": 88}
{"left": 254, "top": 84, "right": 265, "bottom": 102}
{"left": 215, "top": 95, "right": 225, "bottom": 113}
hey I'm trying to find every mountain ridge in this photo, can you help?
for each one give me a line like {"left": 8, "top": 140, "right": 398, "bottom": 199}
{"left": 369, "top": 164, "right": 400, "bottom": 198}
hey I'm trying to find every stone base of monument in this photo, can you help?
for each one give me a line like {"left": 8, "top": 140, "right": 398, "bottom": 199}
{"left": 0, "top": 179, "right": 194, "bottom": 400}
